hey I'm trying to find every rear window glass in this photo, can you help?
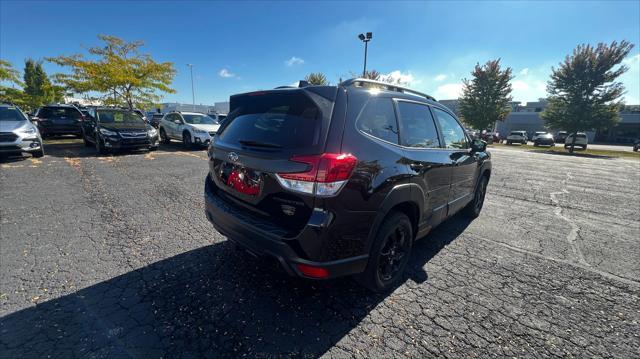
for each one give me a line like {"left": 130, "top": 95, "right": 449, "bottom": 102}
{"left": 218, "top": 92, "right": 321, "bottom": 149}
{"left": 38, "top": 107, "right": 81, "bottom": 119}
{"left": 183, "top": 114, "right": 217, "bottom": 125}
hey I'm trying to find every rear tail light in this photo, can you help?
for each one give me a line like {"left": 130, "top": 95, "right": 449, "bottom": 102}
{"left": 275, "top": 153, "right": 357, "bottom": 197}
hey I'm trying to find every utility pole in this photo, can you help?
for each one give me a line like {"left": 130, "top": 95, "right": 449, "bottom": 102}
{"left": 187, "top": 64, "right": 195, "bottom": 111}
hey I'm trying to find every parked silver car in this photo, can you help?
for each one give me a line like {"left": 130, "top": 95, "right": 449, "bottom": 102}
{"left": 0, "top": 103, "right": 44, "bottom": 158}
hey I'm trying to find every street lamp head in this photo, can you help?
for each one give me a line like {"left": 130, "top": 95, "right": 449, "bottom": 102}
{"left": 366, "top": 32, "right": 373, "bottom": 40}
{"left": 358, "top": 33, "right": 365, "bottom": 41}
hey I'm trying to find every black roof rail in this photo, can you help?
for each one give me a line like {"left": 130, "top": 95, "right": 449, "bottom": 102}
{"left": 339, "top": 78, "right": 436, "bottom": 101}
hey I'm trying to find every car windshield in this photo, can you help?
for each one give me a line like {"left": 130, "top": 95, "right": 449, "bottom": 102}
{"left": 0, "top": 106, "right": 28, "bottom": 121}
{"left": 97, "top": 110, "right": 144, "bottom": 124}
{"left": 183, "top": 114, "right": 218, "bottom": 125}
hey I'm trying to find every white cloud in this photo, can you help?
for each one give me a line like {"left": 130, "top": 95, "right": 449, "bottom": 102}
{"left": 511, "top": 80, "right": 530, "bottom": 91}
{"left": 219, "top": 68, "right": 235, "bottom": 78}
{"left": 434, "top": 83, "right": 464, "bottom": 99}
{"left": 434, "top": 74, "right": 447, "bottom": 82}
{"left": 379, "top": 70, "right": 419, "bottom": 85}
{"left": 623, "top": 54, "right": 640, "bottom": 65}
{"left": 285, "top": 57, "right": 305, "bottom": 66}
{"left": 519, "top": 68, "right": 529, "bottom": 76}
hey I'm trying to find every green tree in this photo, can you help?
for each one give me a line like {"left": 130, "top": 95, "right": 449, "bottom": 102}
{"left": 0, "top": 59, "right": 22, "bottom": 85}
{"left": 541, "top": 40, "right": 634, "bottom": 152}
{"left": 458, "top": 59, "right": 514, "bottom": 132}
{"left": 48, "top": 34, "right": 176, "bottom": 109}
{"left": 22, "top": 59, "right": 64, "bottom": 110}
{"left": 304, "top": 72, "right": 329, "bottom": 85}
{"left": 0, "top": 60, "right": 26, "bottom": 106}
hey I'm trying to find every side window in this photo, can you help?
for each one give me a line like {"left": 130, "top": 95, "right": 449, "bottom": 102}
{"left": 396, "top": 101, "right": 440, "bottom": 148}
{"left": 356, "top": 97, "right": 399, "bottom": 144}
{"left": 432, "top": 107, "right": 468, "bottom": 149}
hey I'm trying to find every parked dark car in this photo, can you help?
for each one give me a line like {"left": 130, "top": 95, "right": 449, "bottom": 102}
{"left": 81, "top": 107, "right": 159, "bottom": 154}
{"left": 148, "top": 113, "right": 164, "bottom": 128}
{"left": 532, "top": 132, "right": 555, "bottom": 147}
{"left": 32, "top": 104, "right": 84, "bottom": 138}
{"left": 555, "top": 131, "right": 568, "bottom": 143}
{"left": 633, "top": 139, "right": 639, "bottom": 152}
{"left": 204, "top": 78, "right": 491, "bottom": 292}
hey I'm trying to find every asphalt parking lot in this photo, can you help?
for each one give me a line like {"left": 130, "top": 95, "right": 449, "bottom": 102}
{"left": 1, "top": 139, "right": 639, "bottom": 358}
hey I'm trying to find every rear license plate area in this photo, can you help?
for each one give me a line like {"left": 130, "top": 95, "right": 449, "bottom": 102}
{"left": 219, "top": 162, "right": 262, "bottom": 196}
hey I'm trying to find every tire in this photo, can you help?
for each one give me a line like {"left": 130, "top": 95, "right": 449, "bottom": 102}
{"left": 583, "top": 145, "right": 587, "bottom": 150}
{"left": 463, "top": 174, "right": 489, "bottom": 219}
{"left": 356, "top": 212, "right": 413, "bottom": 293}
{"left": 182, "top": 131, "right": 193, "bottom": 149}
{"left": 149, "top": 146, "right": 158, "bottom": 152}
{"left": 95, "top": 135, "right": 108, "bottom": 155}
{"left": 506, "top": 140, "right": 511, "bottom": 145}
{"left": 533, "top": 141, "right": 539, "bottom": 147}
{"left": 83, "top": 134, "right": 92, "bottom": 147}
{"left": 160, "top": 128, "right": 170, "bottom": 144}
{"left": 32, "top": 147, "right": 44, "bottom": 158}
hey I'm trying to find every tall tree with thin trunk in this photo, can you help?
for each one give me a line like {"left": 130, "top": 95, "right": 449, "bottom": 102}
{"left": 458, "top": 59, "right": 514, "bottom": 132}
{"left": 541, "top": 40, "right": 634, "bottom": 153}
{"left": 22, "top": 59, "right": 64, "bottom": 110}
{"left": 48, "top": 35, "right": 176, "bottom": 109}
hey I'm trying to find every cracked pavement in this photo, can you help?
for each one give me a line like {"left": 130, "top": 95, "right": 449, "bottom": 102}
{"left": 1, "top": 140, "right": 639, "bottom": 358}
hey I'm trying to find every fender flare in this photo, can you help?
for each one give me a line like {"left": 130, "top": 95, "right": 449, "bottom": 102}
{"left": 365, "top": 183, "right": 424, "bottom": 252}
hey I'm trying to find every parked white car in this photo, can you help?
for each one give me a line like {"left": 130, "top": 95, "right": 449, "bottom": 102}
{"left": 159, "top": 112, "right": 220, "bottom": 148}
{"left": 506, "top": 130, "right": 528, "bottom": 145}
{"left": 564, "top": 133, "right": 588, "bottom": 150}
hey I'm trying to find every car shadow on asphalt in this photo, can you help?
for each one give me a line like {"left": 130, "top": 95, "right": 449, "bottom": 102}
{"left": 0, "top": 216, "right": 472, "bottom": 357}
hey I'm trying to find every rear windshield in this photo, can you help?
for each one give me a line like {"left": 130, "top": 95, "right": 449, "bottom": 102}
{"left": 38, "top": 107, "right": 82, "bottom": 119}
{"left": 218, "top": 92, "right": 321, "bottom": 150}
{"left": 0, "top": 106, "right": 28, "bottom": 121}
{"left": 97, "top": 110, "right": 144, "bottom": 124}
{"left": 183, "top": 114, "right": 217, "bottom": 125}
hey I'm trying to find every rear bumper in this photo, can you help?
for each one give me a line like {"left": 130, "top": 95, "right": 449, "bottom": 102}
{"left": 203, "top": 175, "right": 368, "bottom": 279}
{"left": 37, "top": 124, "right": 82, "bottom": 136}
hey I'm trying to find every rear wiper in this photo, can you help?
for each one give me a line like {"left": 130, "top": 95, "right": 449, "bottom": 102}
{"left": 238, "top": 139, "right": 283, "bottom": 148}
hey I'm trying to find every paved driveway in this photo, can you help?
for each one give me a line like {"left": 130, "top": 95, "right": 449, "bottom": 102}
{"left": 1, "top": 140, "right": 638, "bottom": 357}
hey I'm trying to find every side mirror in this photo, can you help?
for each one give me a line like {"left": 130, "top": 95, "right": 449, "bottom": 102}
{"left": 471, "top": 139, "right": 487, "bottom": 152}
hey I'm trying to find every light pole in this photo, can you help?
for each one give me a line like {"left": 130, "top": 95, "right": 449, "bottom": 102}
{"left": 358, "top": 32, "right": 373, "bottom": 77}
{"left": 187, "top": 64, "right": 195, "bottom": 111}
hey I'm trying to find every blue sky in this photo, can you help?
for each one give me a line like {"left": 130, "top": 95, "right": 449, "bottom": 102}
{"left": 1, "top": 1, "right": 639, "bottom": 104}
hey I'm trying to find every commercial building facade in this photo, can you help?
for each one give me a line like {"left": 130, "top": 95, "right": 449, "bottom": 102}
{"left": 440, "top": 99, "right": 640, "bottom": 143}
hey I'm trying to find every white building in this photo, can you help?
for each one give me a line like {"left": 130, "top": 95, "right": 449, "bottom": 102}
{"left": 156, "top": 102, "right": 229, "bottom": 115}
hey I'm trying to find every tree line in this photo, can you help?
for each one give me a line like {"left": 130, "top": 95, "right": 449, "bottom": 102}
{"left": 1, "top": 35, "right": 176, "bottom": 112}
{"left": 1, "top": 36, "right": 635, "bottom": 152}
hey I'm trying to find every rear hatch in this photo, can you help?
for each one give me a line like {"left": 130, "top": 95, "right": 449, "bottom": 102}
{"left": 37, "top": 107, "right": 82, "bottom": 128}
{"left": 209, "top": 87, "right": 339, "bottom": 234}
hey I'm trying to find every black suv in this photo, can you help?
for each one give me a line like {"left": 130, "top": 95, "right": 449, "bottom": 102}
{"left": 32, "top": 104, "right": 84, "bottom": 138}
{"left": 81, "top": 107, "right": 159, "bottom": 154}
{"left": 204, "top": 79, "right": 491, "bottom": 291}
